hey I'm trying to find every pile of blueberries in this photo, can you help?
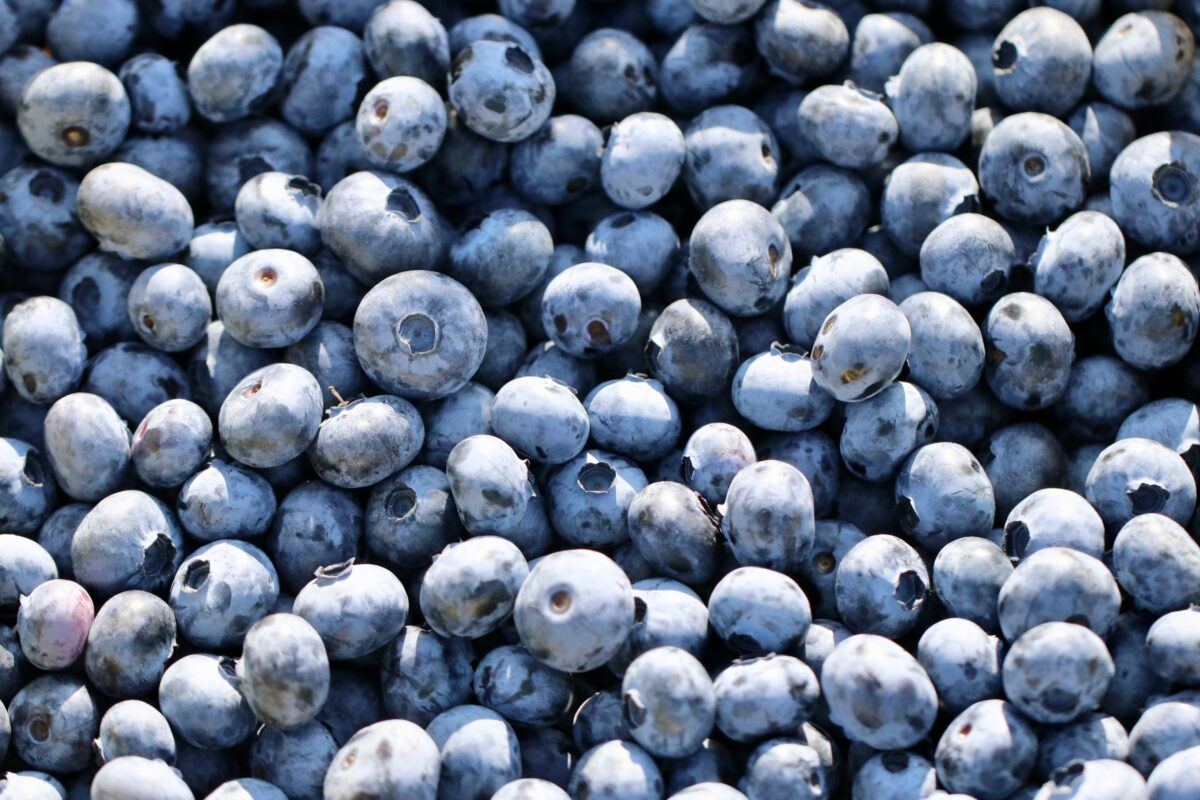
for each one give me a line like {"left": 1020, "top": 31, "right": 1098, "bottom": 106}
{"left": 3, "top": 0, "right": 1200, "bottom": 797}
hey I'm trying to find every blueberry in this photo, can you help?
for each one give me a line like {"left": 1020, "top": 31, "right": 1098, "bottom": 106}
{"left": 323, "top": 719, "right": 441, "bottom": 800}
{"left": 161, "top": 653, "right": 256, "bottom": 750}
{"left": 935, "top": 699, "right": 1037, "bottom": 799}
{"left": 708, "top": 566, "right": 810, "bottom": 656}
{"left": 217, "top": 250, "right": 324, "bottom": 348}
{"left": 586, "top": 375, "right": 681, "bottom": 461}
{"left": 0, "top": 173, "right": 79, "bottom": 274}
{"left": 448, "top": 14, "right": 543, "bottom": 60}
{"left": 16, "top": 579, "right": 92, "bottom": 671}
{"left": 187, "top": 24, "right": 282, "bottom": 124}
{"left": 1112, "top": 513, "right": 1200, "bottom": 614}
{"left": 317, "top": 668, "right": 385, "bottom": 747}
{"left": 852, "top": 751, "right": 936, "bottom": 800}
{"left": 573, "top": 690, "right": 630, "bottom": 751}
{"left": 849, "top": 12, "right": 932, "bottom": 92}
{"left": 210, "top": 778, "right": 290, "bottom": 800}
{"left": 85, "top": 342, "right": 193, "bottom": 426}
{"left": 91, "top": 756, "right": 192, "bottom": 800}
{"left": 185, "top": 223, "right": 251, "bottom": 295}
{"left": 570, "top": 740, "right": 664, "bottom": 800}
{"left": 741, "top": 736, "right": 830, "bottom": 800}
{"left": 887, "top": 43, "right": 975, "bottom": 152}
{"left": 773, "top": 168, "right": 872, "bottom": 263}
{"left": 799, "top": 84, "right": 897, "bottom": 171}
{"left": 291, "top": 560, "right": 407, "bottom": 661}
{"left": 1086, "top": 438, "right": 1197, "bottom": 531}
{"left": 124, "top": 264, "right": 210, "bottom": 353}
{"left": 169, "top": 540, "right": 278, "bottom": 651}
{"left": 1119, "top": 398, "right": 1200, "bottom": 467}
{"left": 783, "top": 248, "right": 888, "bottom": 349}
{"left": 514, "top": 549, "right": 634, "bottom": 672}
{"left": 507, "top": 115, "right": 601, "bottom": 207}
{"left": 681, "top": 423, "right": 756, "bottom": 506}
{"left": 981, "top": 422, "right": 1066, "bottom": 520}
{"left": 881, "top": 152, "right": 979, "bottom": 256}
{"left": 84, "top": 590, "right": 175, "bottom": 699}
{"left": 1094, "top": 11, "right": 1195, "bottom": 109}
{"left": 1128, "top": 693, "right": 1200, "bottom": 775}
{"left": 490, "top": 376, "right": 588, "bottom": 465}
{"left": 979, "top": 112, "right": 1089, "bottom": 225}
{"left": 450, "top": 41, "right": 554, "bottom": 143}
{"left": 420, "top": 536, "right": 526, "bottom": 639}
{"left": 541, "top": 262, "right": 641, "bottom": 358}
{"left": 380, "top": 625, "right": 474, "bottom": 726}
{"left": 919, "top": 213, "right": 1015, "bottom": 307}
{"left": 0, "top": 438, "right": 55, "bottom": 535}
{"left": 119, "top": 53, "right": 192, "bottom": 134}
{"left": 72, "top": 490, "right": 183, "bottom": 597}
{"left": 37, "top": 503, "right": 87, "bottom": 578}
{"left": 16, "top": 62, "right": 130, "bottom": 167}
{"left": 693, "top": 0, "right": 767, "bottom": 23}
{"left": 428, "top": 705, "right": 521, "bottom": 800}
{"left": 219, "top": 364, "right": 323, "bottom": 469}
{"left": 834, "top": 533, "right": 929, "bottom": 637}
{"left": 684, "top": 107, "right": 781, "bottom": 209}
{"left": 619, "top": 646, "right": 715, "bottom": 758}
{"left": 659, "top": 24, "right": 759, "bottom": 114}
{"left": 1003, "top": 621, "right": 1114, "bottom": 724}
{"left": 841, "top": 381, "right": 940, "bottom": 481}
{"left": 8, "top": 674, "right": 97, "bottom": 773}
{"left": 0, "top": 46, "right": 57, "bottom": 117}
{"left": 204, "top": 117, "right": 313, "bottom": 213}
{"left": 1146, "top": 607, "right": 1200, "bottom": 685}
{"left": 810, "top": 293, "right": 911, "bottom": 403}
{"left": 626, "top": 482, "right": 721, "bottom": 585}
{"left": 1105, "top": 252, "right": 1200, "bottom": 368}
{"left": 991, "top": 8, "right": 1091, "bottom": 116}
{"left": 236, "top": 613, "right": 329, "bottom": 730}
{"left": 3, "top": 297, "right": 87, "bottom": 406}
{"left": 983, "top": 292, "right": 1075, "bottom": 411}
{"left": 1030, "top": 210, "right": 1126, "bottom": 323}
{"left": 77, "top": 162, "right": 194, "bottom": 261}
{"left": 422, "top": 383, "right": 494, "bottom": 469}
{"left": 610, "top": 577, "right": 709, "bottom": 675}
{"left": 822, "top": 634, "right": 937, "bottom": 749}
{"left": 0, "top": 772, "right": 61, "bottom": 800}
{"left": 1036, "top": 712, "right": 1130, "bottom": 778}
{"left": 998, "top": 547, "right": 1121, "bottom": 640}
{"left": 445, "top": 434, "right": 530, "bottom": 537}
{"left": 1003, "top": 487, "right": 1104, "bottom": 561}
{"left": 176, "top": 458, "right": 276, "bottom": 542}
{"left": 309, "top": 395, "right": 424, "bottom": 489}
{"left": 57, "top": 253, "right": 137, "bottom": 349}
{"left": 718, "top": 461, "right": 814, "bottom": 574}
{"left": 1146, "top": 744, "right": 1200, "bottom": 798}
{"left": 365, "top": 465, "right": 461, "bottom": 573}
{"left": 449, "top": 210, "right": 554, "bottom": 308}
{"left": 269, "top": 480, "right": 362, "bottom": 594}
{"left": 601, "top": 113, "right": 685, "bottom": 210}
{"left": 474, "top": 644, "right": 574, "bottom": 729}
{"left": 493, "top": 779, "right": 571, "bottom": 800}
{"left": 561, "top": 29, "right": 656, "bottom": 123}
{"left": 646, "top": 299, "right": 740, "bottom": 404}
{"left": 756, "top": 0, "right": 848, "bottom": 85}
{"left": 713, "top": 654, "right": 818, "bottom": 743}
{"left": 364, "top": 0, "right": 450, "bottom": 88}
{"left": 1056, "top": 355, "right": 1150, "bottom": 442}
{"left": 95, "top": 699, "right": 175, "bottom": 765}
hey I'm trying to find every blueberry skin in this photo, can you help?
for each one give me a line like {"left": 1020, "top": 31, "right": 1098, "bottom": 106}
{"left": 380, "top": 626, "right": 474, "bottom": 726}
{"left": 318, "top": 171, "right": 448, "bottom": 285}
{"left": 981, "top": 422, "right": 1066, "bottom": 520}
{"left": 8, "top": 673, "right": 97, "bottom": 773}
{"left": 1030, "top": 211, "right": 1125, "bottom": 323}
{"left": 477, "top": 313, "right": 534, "bottom": 390}
{"left": 810, "top": 293, "right": 911, "bottom": 403}
{"left": 366, "top": 466, "right": 461, "bottom": 573}
{"left": 0, "top": 772, "right": 60, "bottom": 800}
{"left": 900, "top": 292, "right": 984, "bottom": 400}
{"left": 84, "top": 590, "right": 175, "bottom": 699}
{"left": 1067, "top": 103, "right": 1136, "bottom": 188}
{"left": 270, "top": 481, "right": 362, "bottom": 594}
{"left": 626, "top": 482, "right": 721, "bottom": 585}
{"left": 659, "top": 23, "right": 759, "bottom": 114}
{"left": 852, "top": 751, "right": 936, "bottom": 800}
{"left": 58, "top": 252, "right": 139, "bottom": 348}
{"left": 187, "top": 24, "right": 282, "bottom": 124}
{"left": 693, "top": 0, "right": 766, "bottom": 23}
{"left": 979, "top": 112, "right": 1089, "bottom": 226}
{"left": 998, "top": 547, "right": 1121, "bottom": 640}
{"left": 234, "top": 173, "right": 323, "bottom": 256}
{"left": 834, "top": 533, "right": 929, "bottom": 637}
{"left": 516, "top": 342, "right": 596, "bottom": 398}
{"left": 414, "top": 111, "right": 509, "bottom": 208}
{"left": 310, "top": 395, "right": 424, "bottom": 489}
{"left": 284, "top": 321, "right": 370, "bottom": 410}
{"left": 318, "top": 668, "right": 386, "bottom": 747}
{"left": 1086, "top": 438, "right": 1197, "bottom": 531}
{"left": 95, "top": 699, "right": 175, "bottom": 764}
{"left": 175, "top": 741, "right": 238, "bottom": 797}
{"left": 1106, "top": 252, "right": 1200, "bottom": 368}
{"left": 219, "top": 364, "right": 323, "bottom": 469}
{"left": 991, "top": 8, "right": 1091, "bottom": 117}
{"left": 204, "top": 117, "right": 314, "bottom": 214}
{"left": 364, "top": 0, "right": 450, "bottom": 88}
{"left": 186, "top": 222, "right": 251, "bottom": 294}
{"left": 741, "top": 737, "right": 830, "bottom": 800}
{"left": 278, "top": 26, "right": 365, "bottom": 136}
{"left": 216, "top": 250, "right": 324, "bottom": 349}
{"left": 849, "top": 12, "right": 931, "bottom": 93}
{"left": 323, "top": 719, "right": 441, "bottom": 800}
{"left": 935, "top": 700, "right": 1037, "bottom": 800}
{"left": 124, "top": 263, "right": 211, "bottom": 353}
{"left": 719, "top": 461, "right": 815, "bottom": 573}
{"left": 684, "top": 107, "right": 781, "bottom": 209}
{"left": 474, "top": 645, "right": 574, "bottom": 729}
{"left": 1003, "top": 488, "right": 1104, "bottom": 561}
{"left": 1094, "top": 11, "right": 1194, "bottom": 110}
{"left": 447, "top": 13, "right": 543, "bottom": 60}
{"left": 176, "top": 458, "right": 277, "bottom": 542}
{"left": 545, "top": 449, "right": 647, "bottom": 547}
{"left": 447, "top": 210, "right": 553, "bottom": 307}
{"left": 709, "top": 567, "right": 810, "bottom": 656}
{"left": 561, "top": 28, "right": 656, "bottom": 123}
{"left": 713, "top": 654, "right": 818, "bottom": 744}
{"left": 493, "top": 779, "right": 571, "bottom": 800}
{"left": 799, "top": 85, "right": 897, "bottom": 171}
{"left": 159, "top": 654, "right": 255, "bottom": 749}
{"left": 77, "top": 162, "right": 194, "bottom": 261}
{"left": 16, "top": 578, "right": 92, "bottom": 671}
{"left": 16, "top": 62, "right": 130, "bottom": 168}
{"left": 422, "top": 383, "right": 494, "bottom": 469}
{"left": 984, "top": 292, "right": 1076, "bottom": 411}
{"left": 91, "top": 756, "right": 193, "bottom": 800}
{"left": 514, "top": 549, "right": 634, "bottom": 673}
{"left": 601, "top": 112, "right": 685, "bottom": 210}
{"left": 1003, "top": 622, "right": 1114, "bottom": 724}
{"left": 822, "top": 635, "right": 937, "bottom": 749}
{"left": 1036, "top": 712, "right": 1130, "bottom": 778}
{"left": 427, "top": 705, "right": 521, "bottom": 800}
{"left": 313, "top": 251, "right": 365, "bottom": 324}
{"left": 918, "top": 618, "right": 1002, "bottom": 714}
{"left": 237, "top": 613, "right": 329, "bottom": 731}
{"left": 38, "top": 503, "right": 88, "bottom": 578}
{"left": 446, "top": 434, "right": 530, "bottom": 537}
{"left": 797, "top": 526, "right": 866, "bottom": 623}
{"left": 3, "top": 297, "right": 87, "bottom": 406}
{"left": 169, "top": 540, "right": 278, "bottom": 651}
{"left": 1146, "top": 607, "right": 1200, "bottom": 685}
{"left": 72, "top": 490, "right": 184, "bottom": 598}
{"left": 0, "top": 438, "right": 53, "bottom": 534}
{"left": 586, "top": 375, "right": 681, "bottom": 462}
{"left": 1128, "top": 693, "right": 1200, "bottom": 775}
{"left": 130, "top": 399, "right": 211, "bottom": 489}
{"left": 896, "top": 443, "right": 995, "bottom": 551}
{"left": 0, "top": 535, "right": 55, "bottom": 613}
{"left": 690, "top": 201, "right": 791, "bottom": 317}
{"left": 881, "top": 152, "right": 980, "bottom": 256}
{"left": 354, "top": 76, "right": 446, "bottom": 175}
{"left": 86, "top": 342, "right": 194, "bottom": 430}
{"left": 510, "top": 115, "right": 603, "bottom": 207}
{"left": 756, "top": 0, "right": 848, "bottom": 85}
{"left": 647, "top": 299, "right": 740, "bottom": 404}
{"left": 841, "top": 381, "right": 939, "bottom": 482}
{"left": 570, "top": 740, "right": 664, "bottom": 800}
{"left": 573, "top": 690, "right": 630, "bottom": 751}
{"left": 0, "top": 45, "right": 56, "bottom": 117}
{"left": 919, "top": 212, "right": 1014, "bottom": 308}
{"left": 292, "top": 560, "right": 408, "bottom": 661}
{"left": 449, "top": 40, "right": 554, "bottom": 143}
{"left": 585, "top": 212, "right": 679, "bottom": 296}
{"left": 119, "top": 53, "right": 192, "bottom": 134}
{"left": 621, "top": 646, "right": 715, "bottom": 758}
{"left": 1113, "top": 513, "right": 1200, "bottom": 614}
{"left": 1056, "top": 355, "right": 1149, "bottom": 443}
{"left": 758, "top": 430, "right": 841, "bottom": 517}
{"left": 1147, "top": 744, "right": 1200, "bottom": 799}
{"left": 887, "top": 43, "right": 975, "bottom": 152}
{"left": 681, "top": 423, "right": 755, "bottom": 506}
{"left": 610, "top": 578, "right": 709, "bottom": 675}
{"left": 783, "top": 248, "right": 888, "bottom": 349}
{"left": 356, "top": 270, "right": 488, "bottom": 401}
{"left": 491, "top": 376, "right": 589, "bottom": 465}
{"left": 249, "top": 722, "right": 337, "bottom": 800}
{"left": 541, "top": 262, "right": 641, "bottom": 358}
{"left": 208, "top": 778, "right": 291, "bottom": 800}
{"left": 1119, "top": 398, "right": 1200, "bottom": 467}
{"left": 420, "top": 536, "right": 527, "bottom": 639}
